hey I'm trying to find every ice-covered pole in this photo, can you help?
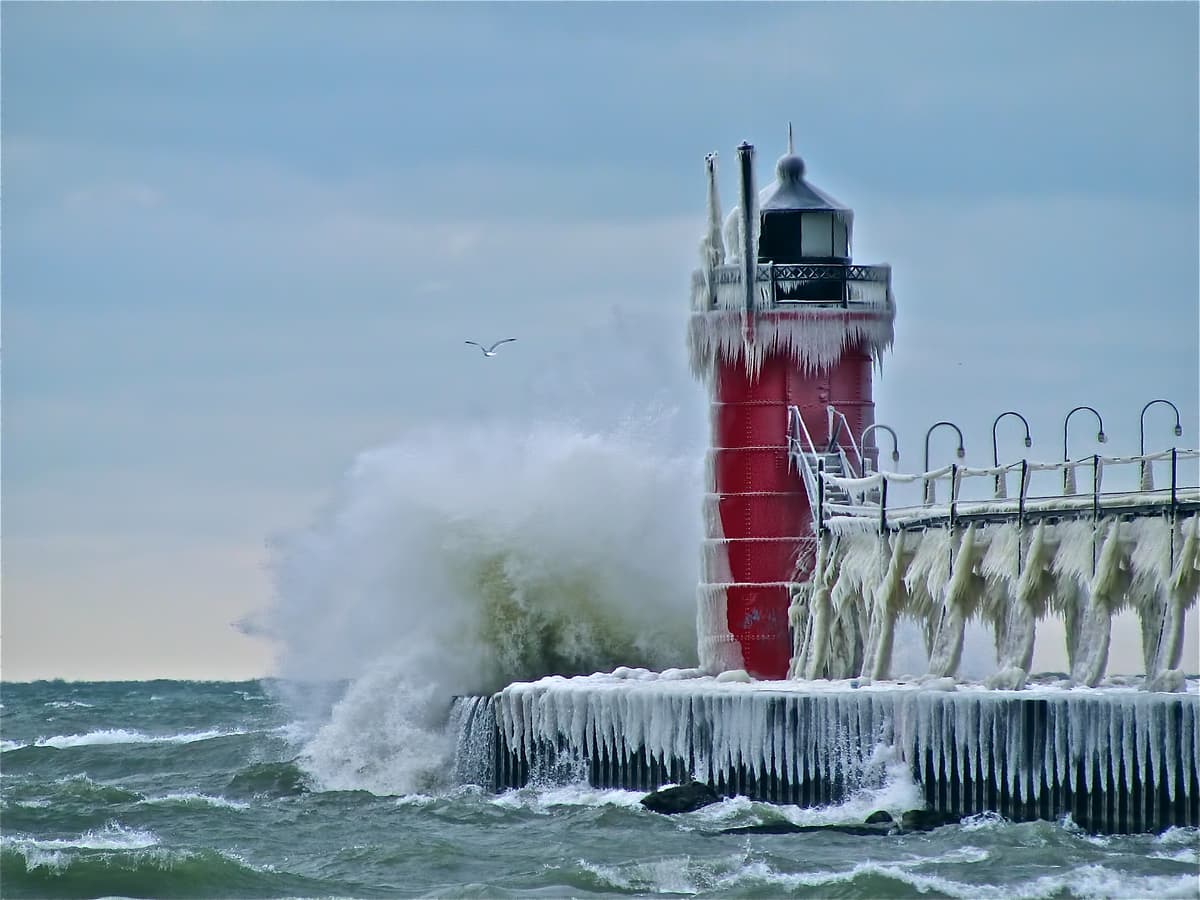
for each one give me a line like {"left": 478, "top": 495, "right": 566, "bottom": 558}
{"left": 704, "top": 154, "right": 724, "bottom": 266}
{"left": 737, "top": 141, "right": 757, "bottom": 346}
{"left": 702, "top": 153, "right": 725, "bottom": 309}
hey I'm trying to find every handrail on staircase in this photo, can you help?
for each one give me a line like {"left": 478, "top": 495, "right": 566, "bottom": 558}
{"left": 788, "top": 406, "right": 823, "bottom": 527}
{"left": 826, "top": 406, "right": 865, "bottom": 479}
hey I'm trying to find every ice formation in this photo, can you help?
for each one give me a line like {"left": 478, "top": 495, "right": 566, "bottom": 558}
{"left": 789, "top": 514, "right": 1200, "bottom": 689}
{"left": 686, "top": 308, "right": 896, "bottom": 381}
{"left": 455, "top": 670, "right": 1199, "bottom": 819}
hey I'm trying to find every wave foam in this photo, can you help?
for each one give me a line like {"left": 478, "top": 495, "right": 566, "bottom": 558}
{"left": 576, "top": 854, "right": 1200, "bottom": 900}
{"left": 22, "top": 728, "right": 247, "bottom": 750}
{"left": 142, "top": 792, "right": 250, "bottom": 810}
{"left": 264, "top": 419, "right": 704, "bottom": 795}
{"left": 3, "top": 822, "right": 159, "bottom": 852}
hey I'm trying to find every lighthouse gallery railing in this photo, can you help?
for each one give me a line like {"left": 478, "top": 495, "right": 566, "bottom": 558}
{"left": 692, "top": 261, "right": 891, "bottom": 311}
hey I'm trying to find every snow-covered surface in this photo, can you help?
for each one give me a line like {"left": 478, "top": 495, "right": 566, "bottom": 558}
{"left": 485, "top": 669, "right": 1199, "bottom": 803}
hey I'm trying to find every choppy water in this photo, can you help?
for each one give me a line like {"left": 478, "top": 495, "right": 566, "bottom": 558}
{"left": 2, "top": 679, "right": 1197, "bottom": 899}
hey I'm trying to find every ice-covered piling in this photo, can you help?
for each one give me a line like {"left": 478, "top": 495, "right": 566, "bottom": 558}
{"left": 454, "top": 674, "right": 1200, "bottom": 833}
{"left": 789, "top": 514, "right": 1199, "bottom": 688}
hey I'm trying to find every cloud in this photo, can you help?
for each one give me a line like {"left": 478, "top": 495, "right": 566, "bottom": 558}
{"left": 3, "top": 2, "right": 1196, "bottom": 679}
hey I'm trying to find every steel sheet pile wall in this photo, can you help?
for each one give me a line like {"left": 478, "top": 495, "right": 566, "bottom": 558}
{"left": 454, "top": 684, "right": 1199, "bottom": 833}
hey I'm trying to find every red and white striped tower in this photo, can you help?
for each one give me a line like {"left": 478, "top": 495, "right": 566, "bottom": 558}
{"left": 689, "top": 136, "right": 895, "bottom": 679}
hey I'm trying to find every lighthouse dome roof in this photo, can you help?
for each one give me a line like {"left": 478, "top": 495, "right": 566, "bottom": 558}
{"left": 759, "top": 150, "right": 851, "bottom": 219}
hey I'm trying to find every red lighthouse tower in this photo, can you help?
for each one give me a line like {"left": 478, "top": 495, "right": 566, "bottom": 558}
{"left": 690, "top": 136, "right": 895, "bottom": 679}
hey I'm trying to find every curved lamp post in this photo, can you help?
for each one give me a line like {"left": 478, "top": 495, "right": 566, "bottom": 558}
{"left": 991, "top": 411, "right": 1032, "bottom": 498}
{"left": 861, "top": 423, "right": 900, "bottom": 470}
{"left": 1062, "top": 405, "right": 1106, "bottom": 495}
{"left": 923, "top": 421, "right": 965, "bottom": 505}
{"left": 1139, "top": 399, "right": 1183, "bottom": 490}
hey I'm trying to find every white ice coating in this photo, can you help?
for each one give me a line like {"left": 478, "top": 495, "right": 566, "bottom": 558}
{"left": 695, "top": 375, "right": 746, "bottom": 675}
{"left": 485, "top": 671, "right": 1199, "bottom": 805}
{"left": 789, "top": 515, "right": 1200, "bottom": 689}
{"left": 687, "top": 309, "right": 895, "bottom": 381}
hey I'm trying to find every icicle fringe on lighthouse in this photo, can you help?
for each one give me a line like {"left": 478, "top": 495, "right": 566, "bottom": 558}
{"left": 690, "top": 132, "right": 894, "bottom": 678}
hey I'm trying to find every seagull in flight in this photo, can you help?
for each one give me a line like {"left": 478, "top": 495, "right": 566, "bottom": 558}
{"left": 464, "top": 338, "right": 517, "bottom": 358}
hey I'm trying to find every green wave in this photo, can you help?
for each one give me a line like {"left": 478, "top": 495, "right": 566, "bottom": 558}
{"left": 458, "top": 550, "right": 696, "bottom": 694}
{"left": 0, "top": 845, "right": 331, "bottom": 899}
{"left": 224, "top": 760, "right": 311, "bottom": 799}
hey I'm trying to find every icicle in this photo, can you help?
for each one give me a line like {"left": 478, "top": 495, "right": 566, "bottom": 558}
{"left": 983, "top": 520, "right": 1049, "bottom": 690}
{"left": 1165, "top": 696, "right": 1178, "bottom": 802}
{"left": 905, "top": 527, "right": 953, "bottom": 627}
{"left": 1149, "top": 699, "right": 1165, "bottom": 792}
{"left": 1070, "top": 519, "right": 1129, "bottom": 686}
{"left": 1007, "top": 700, "right": 1022, "bottom": 800}
{"left": 928, "top": 524, "right": 982, "bottom": 678}
{"left": 1121, "top": 694, "right": 1135, "bottom": 797}
{"left": 686, "top": 308, "right": 896, "bottom": 381}
{"left": 940, "top": 698, "right": 953, "bottom": 783}
{"left": 965, "top": 697, "right": 980, "bottom": 786}
{"left": 1161, "top": 515, "right": 1200, "bottom": 674}
{"left": 1107, "top": 698, "right": 1121, "bottom": 799}
{"left": 1042, "top": 700, "right": 1058, "bottom": 798}
{"left": 1089, "top": 696, "right": 1099, "bottom": 796}
{"left": 1054, "top": 698, "right": 1069, "bottom": 793}
{"left": 1182, "top": 699, "right": 1195, "bottom": 800}
{"left": 804, "top": 537, "right": 835, "bottom": 680}
{"left": 1135, "top": 697, "right": 1150, "bottom": 799}
{"left": 866, "top": 530, "right": 909, "bottom": 680}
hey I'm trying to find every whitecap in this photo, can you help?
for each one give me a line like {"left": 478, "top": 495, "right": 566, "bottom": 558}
{"left": 142, "top": 792, "right": 250, "bottom": 810}
{"left": 1156, "top": 826, "right": 1200, "bottom": 846}
{"left": 959, "top": 811, "right": 1010, "bottom": 831}
{"left": 32, "top": 728, "right": 247, "bottom": 749}
{"left": 492, "top": 783, "right": 645, "bottom": 813}
{"left": 723, "top": 859, "right": 1200, "bottom": 900}
{"left": 2, "top": 822, "right": 159, "bottom": 852}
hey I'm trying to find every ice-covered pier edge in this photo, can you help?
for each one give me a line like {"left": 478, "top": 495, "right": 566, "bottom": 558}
{"left": 454, "top": 674, "right": 1200, "bottom": 833}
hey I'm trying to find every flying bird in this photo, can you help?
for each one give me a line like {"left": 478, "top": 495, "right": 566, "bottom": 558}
{"left": 464, "top": 338, "right": 517, "bottom": 358}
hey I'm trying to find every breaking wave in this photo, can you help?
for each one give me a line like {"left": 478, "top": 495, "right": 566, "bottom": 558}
{"left": 255, "top": 419, "right": 704, "bottom": 794}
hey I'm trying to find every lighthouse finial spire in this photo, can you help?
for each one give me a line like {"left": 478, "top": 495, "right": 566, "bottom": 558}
{"left": 787, "top": 122, "right": 794, "bottom": 155}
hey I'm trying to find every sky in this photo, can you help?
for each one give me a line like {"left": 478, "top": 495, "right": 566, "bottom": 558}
{"left": 3, "top": 2, "right": 1198, "bottom": 681}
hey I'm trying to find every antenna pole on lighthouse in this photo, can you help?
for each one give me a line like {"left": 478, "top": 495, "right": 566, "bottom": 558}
{"left": 737, "top": 142, "right": 757, "bottom": 346}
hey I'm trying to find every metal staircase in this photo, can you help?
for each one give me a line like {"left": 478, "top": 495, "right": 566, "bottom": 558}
{"left": 787, "top": 405, "right": 878, "bottom": 533}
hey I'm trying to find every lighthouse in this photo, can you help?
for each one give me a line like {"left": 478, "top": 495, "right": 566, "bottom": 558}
{"left": 689, "top": 134, "right": 895, "bottom": 679}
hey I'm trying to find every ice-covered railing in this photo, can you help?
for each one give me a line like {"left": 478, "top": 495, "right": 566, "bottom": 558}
{"left": 826, "top": 406, "right": 865, "bottom": 480}
{"left": 691, "top": 261, "right": 892, "bottom": 312}
{"left": 787, "top": 404, "right": 824, "bottom": 512}
{"left": 814, "top": 448, "right": 1200, "bottom": 533}
{"left": 786, "top": 404, "right": 868, "bottom": 522}
{"left": 788, "top": 445, "right": 1200, "bottom": 688}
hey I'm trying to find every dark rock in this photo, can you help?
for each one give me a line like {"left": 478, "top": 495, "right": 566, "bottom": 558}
{"left": 640, "top": 781, "right": 720, "bottom": 815}
{"left": 720, "top": 822, "right": 893, "bottom": 836}
{"left": 721, "top": 822, "right": 805, "bottom": 834}
{"left": 864, "top": 810, "right": 894, "bottom": 825}
{"left": 899, "top": 809, "right": 961, "bottom": 831}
